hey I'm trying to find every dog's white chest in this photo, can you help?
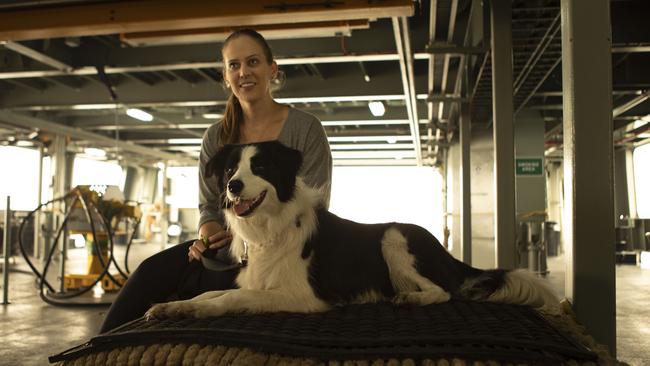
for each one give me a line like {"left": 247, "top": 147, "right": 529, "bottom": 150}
{"left": 236, "top": 239, "right": 312, "bottom": 292}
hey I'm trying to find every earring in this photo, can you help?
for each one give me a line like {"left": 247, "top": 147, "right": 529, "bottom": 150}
{"left": 225, "top": 82, "right": 230, "bottom": 88}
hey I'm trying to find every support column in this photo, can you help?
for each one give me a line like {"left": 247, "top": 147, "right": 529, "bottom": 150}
{"left": 34, "top": 146, "right": 44, "bottom": 259}
{"left": 460, "top": 102, "right": 472, "bottom": 264}
{"left": 50, "top": 135, "right": 68, "bottom": 292}
{"left": 490, "top": 0, "right": 516, "bottom": 269}
{"left": 561, "top": 0, "right": 616, "bottom": 354}
{"left": 160, "top": 162, "right": 169, "bottom": 250}
{"left": 3, "top": 196, "right": 10, "bottom": 305}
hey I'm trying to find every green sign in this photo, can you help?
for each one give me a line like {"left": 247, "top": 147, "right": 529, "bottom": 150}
{"left": 516, "top": 158, "right": 543, "bottom": 176}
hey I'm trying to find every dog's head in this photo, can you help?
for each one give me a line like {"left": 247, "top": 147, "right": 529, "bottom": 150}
{"left": 205, "top": 141, "right": 302, "bottom": 218}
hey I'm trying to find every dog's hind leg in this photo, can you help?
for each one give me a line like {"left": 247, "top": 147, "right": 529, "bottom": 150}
{"left": 394, "top": 288, "right": 449, "bottom": 305}
{"left": 382, "top": 227, "right": 451, "bottom": 305}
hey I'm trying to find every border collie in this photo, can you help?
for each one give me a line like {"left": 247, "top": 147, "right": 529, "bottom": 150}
{"left": 145, "top": 141, "right": 559, "bottom": 320}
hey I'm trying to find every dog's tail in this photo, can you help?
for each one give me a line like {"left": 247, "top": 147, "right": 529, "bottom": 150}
{"left": 458, "top": 269, "right": 560, "bottom": 314}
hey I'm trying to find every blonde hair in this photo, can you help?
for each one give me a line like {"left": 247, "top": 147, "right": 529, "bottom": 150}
{"left": 218, "top": 29, "right": 275, "bottom": 145}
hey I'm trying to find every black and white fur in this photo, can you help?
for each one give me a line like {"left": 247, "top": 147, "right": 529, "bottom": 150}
{"left": 145, "top": 141, "right": 559, "bottom": 320}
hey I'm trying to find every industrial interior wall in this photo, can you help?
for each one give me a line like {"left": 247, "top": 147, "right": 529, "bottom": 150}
{"left": 447, "top": 128, "right": 496, "bottom": 269}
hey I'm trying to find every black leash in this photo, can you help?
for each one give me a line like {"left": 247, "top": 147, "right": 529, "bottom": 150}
{"left": 199, "top": 240, "right": 248, "bottom": 272}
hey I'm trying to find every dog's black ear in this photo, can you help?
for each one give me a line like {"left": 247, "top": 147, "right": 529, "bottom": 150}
{"left": 271, "top": 141, "right": 303, "bottom": 178}
{"left": 205, "top": 144, "right": 235, "bottom": 179}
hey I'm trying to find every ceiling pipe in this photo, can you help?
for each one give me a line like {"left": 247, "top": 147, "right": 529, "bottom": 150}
{"left": 447, "top": 0, "right": 481, "bottom": 135}
{"left": 431, "top": 0, "right": 459, "bottom": 165}
{"left": 392, "top": 17, "right": 423, "bottom": 165}
{"left": 427, "top": 0, "right": 439, "bottom": 162}
{"left": 401, "top": 16, "right": 423, "bottom": 165}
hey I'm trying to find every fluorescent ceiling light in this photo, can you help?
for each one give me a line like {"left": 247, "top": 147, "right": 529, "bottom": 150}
{"left": 84, "top": 147, "right": 106, "bottom": 157}
{"left": 328, "top": 135, "right": 414, "bottom": 142}
{"left": 329, "top": 143, "right": 414, "bottom": 150}
{"left": 166, "top": 138, "right": 202, "bottom": 144}
{"left": 126, "top": 108, "right": 153, "bottom": 122}
{"left": 368, "top": 101, "right": 386, "bottom": 117}
{"left": 321, "top": 119, "right": 409, "bottom": 126}
{"left": 331, "top": 150, "right": 416, "bottom": 159}
{"left": 202, "top": 113, "right": 223, "bottom": 119}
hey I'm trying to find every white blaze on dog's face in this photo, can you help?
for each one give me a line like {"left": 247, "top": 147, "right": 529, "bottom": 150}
{"left": 206, "top": 141, "right": 303, "bottom": 219}
{"left": 226, "top": 146, "right": 273, "bottom": 217}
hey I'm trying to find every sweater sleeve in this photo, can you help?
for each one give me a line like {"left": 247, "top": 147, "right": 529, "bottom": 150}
{"left": 198, "top": 124, "right": 225, "bottom": 231}
{"left": 299, "top": 118, "right": 333, "bottom": 208}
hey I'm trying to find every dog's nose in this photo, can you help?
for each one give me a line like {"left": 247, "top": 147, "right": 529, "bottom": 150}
{"left": 227, "top": 179, "right": 244, "bottom": 194}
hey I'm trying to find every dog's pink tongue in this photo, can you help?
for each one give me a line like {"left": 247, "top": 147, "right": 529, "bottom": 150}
{"left": 233, "top": 200, "right": 252, "bottom": 215}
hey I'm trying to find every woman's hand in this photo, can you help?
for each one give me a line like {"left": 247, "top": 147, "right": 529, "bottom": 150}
{"left": 188, "top": 223, "right": 232, "bottom": 262}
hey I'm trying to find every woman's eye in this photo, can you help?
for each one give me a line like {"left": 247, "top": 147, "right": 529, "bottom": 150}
{"left": 228, "top": 63, "right": 238, "bottom": 70}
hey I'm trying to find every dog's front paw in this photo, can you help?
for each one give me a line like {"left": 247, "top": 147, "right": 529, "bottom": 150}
{"left": 144, "top": 303, "right": 166, "bottom": 321}
{"left": 145, "top": 302, "right": 188, "bottom": 320}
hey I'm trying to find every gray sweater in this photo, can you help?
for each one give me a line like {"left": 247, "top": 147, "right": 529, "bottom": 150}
{"left": 198, "top": 107, "right": 332, "bottom": 229}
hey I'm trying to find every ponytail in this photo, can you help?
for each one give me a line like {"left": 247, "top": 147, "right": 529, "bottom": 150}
{"left": 218, "top": 94, "right": 243, "bottom": 145}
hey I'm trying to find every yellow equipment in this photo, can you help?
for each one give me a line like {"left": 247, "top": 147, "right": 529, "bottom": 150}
{"left": 63, "top": 185, "right": 140, "bottom": 292}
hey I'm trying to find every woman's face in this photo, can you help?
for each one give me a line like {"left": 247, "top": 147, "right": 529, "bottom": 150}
{"left": 222, "top": 35, "right": 277, "bottom": 104}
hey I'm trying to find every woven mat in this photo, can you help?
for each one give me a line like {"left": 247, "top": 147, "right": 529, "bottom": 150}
{"left": 50, "top": 300, "right": 599, "bottom": 365}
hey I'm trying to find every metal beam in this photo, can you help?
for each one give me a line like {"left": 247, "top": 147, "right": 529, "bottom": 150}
{"left": 0, "top": 53, "right": 432, "bottom": 80}
{"left": 513, "top": 13, "right": 560, "bottom": 95}
{"left": 437, "top": 0, "right": 459, "bottom": 123}
{"left": 561, "top": 0, "right": 616, "bottom": 354}
{"left": 490, "top": 0, "right": 516, "bottom": 269}
{"left": 0, "top": 0, "right": 413, "bottom": 41}
{"left": 515, "top": 57, "right": 562, "bottom": 115}
{"left": 7, "top": 94, "right": 419, "bottom": 111}
{"left": 0, "top": 110, "right": 196, "bottom": 164}
{"left": 121, "top": 19, "right": 370, "bottom": 46}
{"left": 425, "top": 45, "right": 488, "bottom": 55}
{"left": 612, "top": 89, "right": 650, "bottom": 118}
{"left": 611, "top": 44, "right": 650, "bottom": 53}
{"left": 2, "top": 41, "right": 72, "bottom": 72}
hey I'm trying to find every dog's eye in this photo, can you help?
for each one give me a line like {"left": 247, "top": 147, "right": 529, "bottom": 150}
{"left": 225, "top": 168, "right": 234, "bottom": 176}
{"left": 250, "top": 157, "right": 269, "bottom": 172}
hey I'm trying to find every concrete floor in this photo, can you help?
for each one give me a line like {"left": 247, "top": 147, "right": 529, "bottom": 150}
{"left": 1, "top": 245, "right": 649, "bottom": 365}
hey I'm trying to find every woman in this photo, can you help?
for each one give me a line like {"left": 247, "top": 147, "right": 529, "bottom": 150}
{"left": 100, "top": 29, "right": 332, "bottom": 333}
